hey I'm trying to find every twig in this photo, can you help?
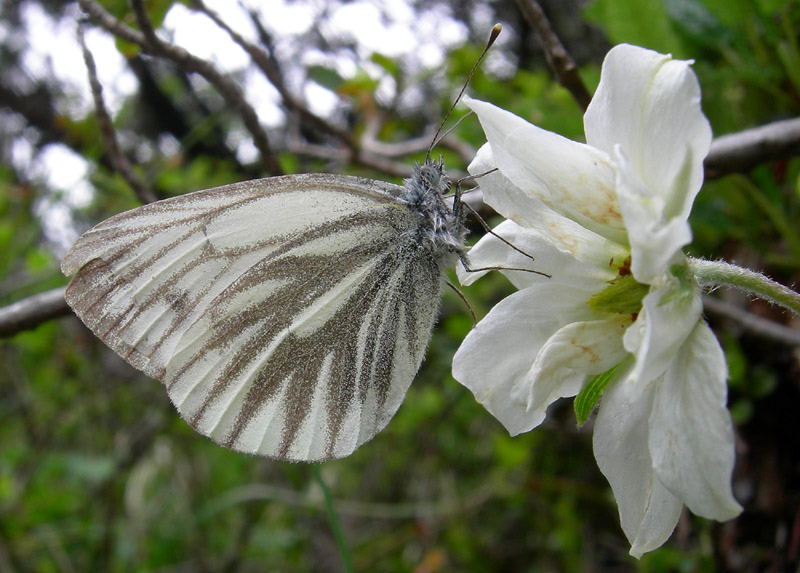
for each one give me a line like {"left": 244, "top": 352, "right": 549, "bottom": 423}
{"left": 190, "top": 0, "right": 355, "bottom": 148}
{"left": 193, "top": 1, "right": 477, "bottom": 173}
{"left": 79, "top": 0, "right": 283, "bottom": 175}
{"left": 287, "top": 140, "right": 412, "bottom": 177}
{"left": 128, "top": 0, "right": 284, "bottom": 174}
{"left": 201, "top": 481, "right": 493, "bottom": 520}
{"left": 513, "top": 0, "right": 592, "bottom": 111}
{"left": 705, "top": 117, "right": 800, "bottom": 179}
{"left": 0, "top": 287, "right": 71, "bottom": 338}
{"left": 78, "top": 22, "right": 157, "bottom": 204}
{"left": 702, "top": 294, "right": 800, "bottom": 346}
{"left": 361, "top": 128, "right": 476, "bottom": 165}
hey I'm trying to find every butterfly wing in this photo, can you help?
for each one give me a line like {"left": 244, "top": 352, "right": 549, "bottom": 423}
{"left": 62, "top": 174, "right": 443, "bottom": 461}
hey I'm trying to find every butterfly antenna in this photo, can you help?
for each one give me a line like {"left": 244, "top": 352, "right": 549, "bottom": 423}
{"left": 425, "top": 23, "right": 502, "bottom": 161}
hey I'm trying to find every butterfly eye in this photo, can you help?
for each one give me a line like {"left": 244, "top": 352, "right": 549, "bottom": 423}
{"left": 419, "top": 164, "right": 440, "bottom": 187}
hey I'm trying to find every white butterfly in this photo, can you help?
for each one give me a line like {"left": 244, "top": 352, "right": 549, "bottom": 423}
{"left": 61, "top": 158, "right": 468, "bottom": 461}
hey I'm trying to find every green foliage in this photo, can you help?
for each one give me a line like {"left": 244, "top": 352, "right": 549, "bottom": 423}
{"left": 590, "top": 0, "right": 800, "bottom": 135}
{"left": 585, "top": 0, "right": 686, "bottom": 56}
{"left": 307, "top": 64, "right": 348, "bottom": 92}
{"left": 0, "top": 170, "right": 61, "bottom": 303}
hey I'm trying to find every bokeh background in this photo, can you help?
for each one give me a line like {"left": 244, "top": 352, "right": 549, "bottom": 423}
{"left": 1, "top": 0, "right": 799, "bottom": 570}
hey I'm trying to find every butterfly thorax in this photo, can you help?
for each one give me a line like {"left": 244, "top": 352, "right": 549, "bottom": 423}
{"left": 400, "top": 158, "right": 467, "bottom": 265}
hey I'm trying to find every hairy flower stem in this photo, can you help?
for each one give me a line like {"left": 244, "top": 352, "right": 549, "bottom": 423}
{"left": 691, "top": 258, "right": 800, "bottom": 316}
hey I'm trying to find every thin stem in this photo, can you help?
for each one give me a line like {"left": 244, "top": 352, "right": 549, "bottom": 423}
{"left": 701, "top": 295, "right": 800, "bottom": 346}
{"left": 691, "top": 258, "right": 800, "bottom": 316}
{"left": 513, "top": 0, "right": 592, "bottom": 110}
{"left": 311, "top": 464, "right": 354, "bottom": 573}
{"left": 80, "top": 0, "right": 283, "bottom": 175}
{"left": 78, "top": 22, "right": 156, "bottom": 204}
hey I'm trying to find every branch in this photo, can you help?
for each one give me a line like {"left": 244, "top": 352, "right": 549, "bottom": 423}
{"left": 0, "top": 287, "right": 71, "bottom": 338}
{"left": 192, "top": 0, "right": 478, "bottom": 177}
{"left": 702, "top": 294, "right": 800, "bottom": 346}
{"left": 78, "top": 22, "right": 157, "bottom": 204}
{"left": 190, "top": 0, "right": 355, "bottom": 147}
{"left": 78, "top": 0, "right": 283, "bottom": 175}
{"left": 360, "top": 115, "right": 476, "bottom": 165}
{"left": 705, "top": 117, "right": 800, "bottom": 179}
{"left": 0, "top": 77, "right": 120, "bottom": 176}
{"left": 513, "top": 0, "right": 592, "bottom": 111}
{"left": 287, "top": 140, "right": 413, "bottom": 178}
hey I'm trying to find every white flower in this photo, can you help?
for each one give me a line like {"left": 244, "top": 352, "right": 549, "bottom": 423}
{"left": 453, "top": 44, "right": 742, "bottom": 557}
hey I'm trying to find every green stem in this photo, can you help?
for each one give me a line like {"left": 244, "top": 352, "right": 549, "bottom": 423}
{"left": 690, "top": 258, "right": 800, "bottom": 316}
{"left": 311, "top": 464, "right": 354, "bottom": 573}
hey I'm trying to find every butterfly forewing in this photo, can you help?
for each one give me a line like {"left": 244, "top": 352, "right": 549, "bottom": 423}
{"left": 62, "top": 173, "right": 445, "bottom": 461}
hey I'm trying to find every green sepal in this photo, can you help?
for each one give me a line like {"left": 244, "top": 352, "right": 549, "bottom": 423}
{"left": 574, "top": 362, "right": 622, "bottom": 426}
{"left": 660, "top": 262, "right": 697, "bottom": 306}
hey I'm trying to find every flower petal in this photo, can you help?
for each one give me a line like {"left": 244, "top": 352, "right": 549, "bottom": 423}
{"left": 649, "top": 321, "right": 742, "bottom": 520}
{"left": 464, "top": 96, "right": 626, "bottom": 243}
{"left": 468, "top": 144, "right": 629, "bottom": 267}
{"left": 623, "top": 279, "right": 702, "bottom": 392}
{"left": 452, "top": 284, "right": 597, "bottom": 435}
{"left": 528, "top": 316, "right": 631, "bottom": 418}
{"left": 594, "top": 368, "right": 683, "bottom": 558}
{"left": 615, "top": 146, "right": 693, "bottom": 283}
{"left": 584, "top": 44, "right": 711, "bottom": 222}
{"left": 457, "top": 219, "right": 617, "bottom": 290}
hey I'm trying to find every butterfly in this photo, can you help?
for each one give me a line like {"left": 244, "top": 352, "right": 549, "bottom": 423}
{"left": 61, "top": 157, "right": 469, "bottom": 461}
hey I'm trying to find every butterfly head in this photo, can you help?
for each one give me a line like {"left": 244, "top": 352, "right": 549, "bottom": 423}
{"left": 400, "top": 158, "right": 467, "bottom": 264}
{"left": 418, "top": 157, "right": 445, "bottom": 190}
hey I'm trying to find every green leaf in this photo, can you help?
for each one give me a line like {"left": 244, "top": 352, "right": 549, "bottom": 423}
{"left": 584, "top": 0, "right": 687, "bottom": 56}
{"left": 665, "top": 0, "right": 728, "bottom": 50}
{"left": 370, "top": 53, "right": 400, "bottom": 79}
{"left": 574, "top": 363, "right": 622, "bottom": 426}
{"left": 307, "top": 65, "right": 346, "bottom": 91}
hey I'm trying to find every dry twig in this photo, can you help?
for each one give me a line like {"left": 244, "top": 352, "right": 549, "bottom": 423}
{"left": 0, "top": 287, "right": 70, "bottom": 338}
{"left": 705, "top": 117, "right": 800, "bottom": 179}
{"left": 702, "top": 295, "right": 800, "bottom": 346}
{"left": 514, "top": 0, "right": 592, "bottom": 110}
{"left": 78, "top": 22, "right": 157, "bottom": 204}
{"left": 78, "top": 0, "right": 283, "bottom": 175}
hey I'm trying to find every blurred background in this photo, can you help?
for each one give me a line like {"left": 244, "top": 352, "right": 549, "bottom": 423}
{"left": 1, "top": 0, "right": 799, "bottom": 570}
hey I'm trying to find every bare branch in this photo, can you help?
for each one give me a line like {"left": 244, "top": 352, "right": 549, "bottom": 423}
{"left": 78, "top": 22, "right": 157, "bottom": 204}
{"left": 191, "top": 0, "right": 479, "bottom": 176}
{"left": 514, "top": 0, "right": 592, "bottom": 111}
{"left": 702, "top": 294, "right": 800, "bottom": 346}
{"left": 705, "top": 117, "right": 800, "bottom": 179}
{"left": 0, "top": 288, "right": 71, "bottom": 338}
{"left": 129, "top": 0, "right": 159, "bottom": 43}
{"left": 189, "top": 0, "right": 355, "bottom": 147}
{"left": 287, "top": 140, "right": 412, "bottom": 178}
{"left": 361, "top": 128, "right": 476, "bottom": 164}
{"left": 78, "top": 0, "right": 283, "bottom": 175}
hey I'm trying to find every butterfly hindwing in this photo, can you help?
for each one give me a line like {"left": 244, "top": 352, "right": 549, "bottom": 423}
{"left": 62, "top": 173, "right": 444, "bottom": 461}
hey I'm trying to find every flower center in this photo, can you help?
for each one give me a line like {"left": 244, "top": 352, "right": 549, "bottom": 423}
{"left": 587, "top": 256, "right": 648, "bottom": 316}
